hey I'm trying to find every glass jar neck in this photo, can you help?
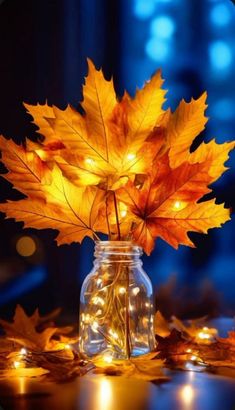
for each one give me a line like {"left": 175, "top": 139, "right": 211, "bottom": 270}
{"left": 94, "top": 241, "right": 143, "bottom": 265}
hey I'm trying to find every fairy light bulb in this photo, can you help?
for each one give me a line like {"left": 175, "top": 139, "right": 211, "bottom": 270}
{"left": 119, "top": 287, "right": 126, "bottom": 295}
{"left": 64, "top": 344, "right": 71, "bottom": 350}
{"left": 109, "top": 329, "right": 119, "bottom": 340}
{"left": 103, "top": 354, "right": 113, "bottom": 364}
{"left": 120, "top": 209, "right": 127, "bottom": 218}
{"left": 132, "top": 287, "right": 140, "bottom": 296}
{"left": 85, "top": 158, "right": 95, "bottom": 165}
{"left": 92, "top": 296, "right": 105, "bottom": 306}
{"left": 20, "top": 348, "right": 27, "bottom": 356}
{"left": 127, "top": 153, "right": 136, "bottom": 161}
{"left": 13, "top": 361, "right": 25, "bottom": 369}
{"left": 174, "top": 200, "right": 182, "bottom": 210}
{"left": 92, "top": 321, "right": 99, "bottom": 333}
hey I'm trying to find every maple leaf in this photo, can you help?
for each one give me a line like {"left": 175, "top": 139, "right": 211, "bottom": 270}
{"left": 93, "top": 353, "right": 168, "bottom": 382}
{"left": 0, "top": 305, "right": 57, "bottom": 351}
{"left": 117, "top": 157, "right": 231, "bottom": 254}
{"left": 0, "top": 165, "right": 106, "bottom": 244}
{"left": 23, "top": 62, "right": 166, "bottom": 190}
{"left": 0, "top": 136, "right": 52, "bottom": 199}
{"left": 166, "top": 93, "right": 208, "bottom": 168}
{"left": 156, "top": 329, "right": 193, "bottom": 364}
{"left": 0, "top": 59, "right": 234, "bottom": 251}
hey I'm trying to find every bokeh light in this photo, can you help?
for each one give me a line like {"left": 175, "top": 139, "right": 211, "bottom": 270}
{"left": 150, "top": 16, "right": 175, "bottom": 39}
{"left": 210, "top": 3, "right": 231, "bottom": 26}
{"left": 211, "top": 98, "right": 235, "bottom": 121}
{"left": 134, "top": 0, "right": 155, "bottom": 20}
{"left": 209, "top": 41, "right": 232, "bottom": 70}
{"left": 145, "top": 38, "right": 170, "bottom": 61}
{"left": 16, "top": 236, "right": 36, "bottom": 257}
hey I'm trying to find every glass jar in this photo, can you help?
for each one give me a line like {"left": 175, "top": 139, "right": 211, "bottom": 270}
{"left": 79, "top": 241, "right": 156, "bottom": 359}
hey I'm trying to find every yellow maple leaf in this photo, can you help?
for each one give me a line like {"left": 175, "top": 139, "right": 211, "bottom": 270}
{"left": 0, "top": 136, "right": 51, "bottom": 198}
{"left": 23, "top": 61, "right": 166, "bottom": 190}
{"left": 166, "top": 92, "right": 208, "bottom": 168}
{"left": 0, "top": 166, "right": 106, "bottom": 244}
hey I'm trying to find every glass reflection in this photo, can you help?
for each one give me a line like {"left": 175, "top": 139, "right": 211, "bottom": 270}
{"left": 97, "top": 378, "right": 113, "bottom": 410}
{"left": 179, "top": 384, "right": 195, "bottom": 407}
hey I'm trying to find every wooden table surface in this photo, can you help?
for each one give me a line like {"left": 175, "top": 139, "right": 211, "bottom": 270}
{"left": 0, "top": 318, "right": 234, "bottom": 410}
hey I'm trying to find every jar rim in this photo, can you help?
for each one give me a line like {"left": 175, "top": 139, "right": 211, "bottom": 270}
{"left": 94, "top": 240, "right": 143, "bottom": 255}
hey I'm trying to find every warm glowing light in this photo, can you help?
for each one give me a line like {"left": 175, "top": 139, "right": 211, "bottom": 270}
{"left": 85, "top": 158, "right": 95, "bottom": 165}
{"left": 98, "top": 379, "right": 113, "bottom": 410}
{"left": 196, "top": 326, "right": 217, "bottom": 342}
{"left": 174, "top": 200, "right": 182, "bottom": 210}
{"left": 120, "top": 209, "right": 127, "bottom": 218}
{"left": 186, "top": 349, "right": 192, "bottom": 353}
{"left": 97, "top": 278, "right": 102, "bottom": 286}
{"left": 119, "top": 287, "right": 126, "bottom": 295}
{"left": 96, "top": 309, "right": 103, "bottom": 316}
{"left": 119, "top": 202, "right": 127, "bottom": 218}
{"left": 83, "top": 314, "right": 91, "bottom": 324}
{"left": 64, "top": 344, "right": 71, "bottom": 350}
{"left": 20, "top": 348, "right": 27, "bottom": 356}
{"left": 92, "top": 321, "right": 99, "bottom": 333}
{"left": 190, "top": 355, "right": 197, "bottom": 361}
{"left": 109, "top": 329, "right": 119, "bottom": 340}
{"left": 198, "top": 331, "right": 211, "bottom": 340}
{"left": 13, "top": 361, "right": 24, "bottom": 369}
{"left": 16, "top": 236, "right": 36, "bottom": 257}
{"left": 92, "top": 296, "right": 105, "bottom": 306}
{"left": 127, "top": 153, "right": 136, "bottom": 161}
{"left": 19, "top": 377, "right": 26, "bottom": 394}
{"left": 132, "top": 287, "right": 140, "bottom": 296}
{"left": 145, "top": 302, "right": 150, "bottom": 308}
{"left": 103, "top": 354, "right": 113, "bottom": 363}
{"left": 179, "top": 384, "right": 195, "bottom": 406}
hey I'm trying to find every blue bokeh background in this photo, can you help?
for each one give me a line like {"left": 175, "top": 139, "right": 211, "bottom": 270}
{"left": 0, "top": 0, "right": 234, "bottom": 319}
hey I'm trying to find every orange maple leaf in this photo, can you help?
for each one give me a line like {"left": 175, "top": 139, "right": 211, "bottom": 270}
{"left": 117, "top": 156, "right": 231, "bottom": 254}
{"left": 0, "top": 305, "right": 57, "bottom": 351}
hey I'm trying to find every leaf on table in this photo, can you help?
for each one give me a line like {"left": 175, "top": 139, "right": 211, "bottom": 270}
{"left": 171, "top": 316, "right": 217, "bottom": 342}
{"left": 156, "top": 329, "right": 193, "bottom": 363}
{"left": 155, "top": 311, "right": 171, "bottom": 337}
{"left": 0, "top": 367, "right": 49, "bottom": 379}
{"left": 218, "top": 331, "right": 235, "bottom": 348}
{"left": 93, "top": 352, "right": 168, "bottom": 382}
{"left": 0, "top": 305, "right": 58, "bottom": 351}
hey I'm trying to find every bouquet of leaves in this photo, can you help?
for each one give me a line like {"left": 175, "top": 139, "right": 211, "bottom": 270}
{"left": 0, "top": 60, "right": 234, "bottom": 254}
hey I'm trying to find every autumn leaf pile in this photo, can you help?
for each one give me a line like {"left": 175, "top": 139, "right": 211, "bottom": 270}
{"left": 1, "top": 306, "right": 235, "bottom": 382}
{"left": 0, "top": 59, "right": 234, "bottom": 253}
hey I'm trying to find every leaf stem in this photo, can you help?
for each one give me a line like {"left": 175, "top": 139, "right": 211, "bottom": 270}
{"left": 105, "top": 194, "right": 112, "bottom": 240}
{"left": 112, "top": 191, "right": 121, "bottom": 240}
